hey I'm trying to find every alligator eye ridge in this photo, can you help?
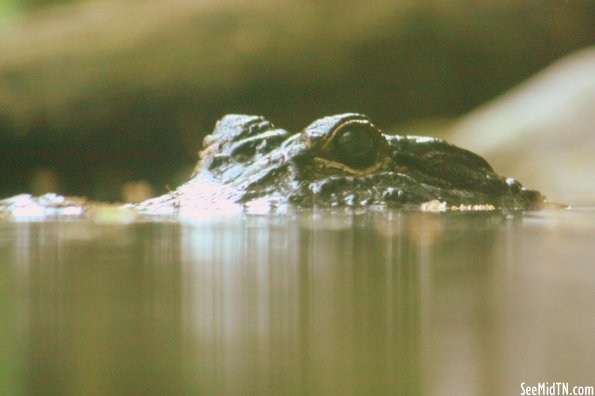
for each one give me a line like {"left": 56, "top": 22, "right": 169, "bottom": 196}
{"left": 321, "top": 120, "right": 386, "bottom": 170}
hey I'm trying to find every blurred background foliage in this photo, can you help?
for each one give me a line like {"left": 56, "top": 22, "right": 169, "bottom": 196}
{"left": 0, "top": 0, "right": 594, "bottom": 201}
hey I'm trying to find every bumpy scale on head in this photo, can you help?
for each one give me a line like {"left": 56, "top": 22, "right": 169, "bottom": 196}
{"left": 142, "top": 113, "right": 545, "bottom": 211}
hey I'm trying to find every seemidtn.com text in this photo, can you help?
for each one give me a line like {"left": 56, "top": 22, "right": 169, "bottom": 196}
{"left": 521, "top": 382, "right": 594, "bottom": 396}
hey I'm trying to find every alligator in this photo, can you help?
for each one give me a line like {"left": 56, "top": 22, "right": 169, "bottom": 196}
{"left": 1, "top": 113, "right": 545, "bottom": 218}
{"left": 136, "top": 113, "right": 544, "bottom": 211}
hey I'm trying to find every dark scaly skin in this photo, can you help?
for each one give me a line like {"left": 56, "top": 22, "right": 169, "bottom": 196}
{"left": 136, "top": 113, "right": 545, "bottom": 211}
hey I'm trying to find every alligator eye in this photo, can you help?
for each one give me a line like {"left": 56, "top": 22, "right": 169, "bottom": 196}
{"left": 323, "top": 122, "right": 384, "bottom": 170}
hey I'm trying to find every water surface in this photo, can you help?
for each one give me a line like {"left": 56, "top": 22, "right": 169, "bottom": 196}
{"left": 1, "top": 208, "right": 594, "bottom": 395}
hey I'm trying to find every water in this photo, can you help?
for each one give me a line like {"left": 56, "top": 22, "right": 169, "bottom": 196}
{"left": 1, "top": 208, "right": 594, "bottom": 395}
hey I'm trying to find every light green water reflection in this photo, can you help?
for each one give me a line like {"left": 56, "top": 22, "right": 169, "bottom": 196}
{"left": 1, "top": 209, "right": 594, "bottom": 395}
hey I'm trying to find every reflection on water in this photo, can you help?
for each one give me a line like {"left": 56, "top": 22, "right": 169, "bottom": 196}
{"left": 1, "top": 209, "right": 594, "bottom": 395}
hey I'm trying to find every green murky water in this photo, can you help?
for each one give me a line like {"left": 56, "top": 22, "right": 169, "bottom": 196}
{"left": 1, "top": 209, "right": 594, "bottom": 395}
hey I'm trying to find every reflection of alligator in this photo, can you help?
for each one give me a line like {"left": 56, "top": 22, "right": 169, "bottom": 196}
{"left": 0, "top": 114, "right": 545, "bottom": 218}
{"left": 137, "top": 113, "right": 544, "bottom": 211}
